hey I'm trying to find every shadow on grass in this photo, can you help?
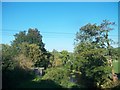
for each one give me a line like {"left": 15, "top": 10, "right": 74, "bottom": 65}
{"left": 2, "top": 67, "right": 35, "bottom": 88}
{"left": 18, "top": 79, "right": 63, "bottom": 88}
{"left": 2, "top": 67, "right": 63, "bottom": 89}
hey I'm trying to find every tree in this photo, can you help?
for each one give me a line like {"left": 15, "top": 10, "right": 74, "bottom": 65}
{"left": 50, "top": 49, "right": 63, "bottom": 67}
{"left": 27, "top": 28, "right": 45, "bottom": 51}
{"left": 42, "top": 67, "right": 80, "bottom": 88}
{"left": 99, "top": 20, "right": 117, "bottom": 83}
{"left": 15, "top": 42, "right": 50, "bottom": 68}
{"left": 11, "top": 28, "right": 51, "bottom": 69}
{"left": 14, "top": 54, "right": 33, "bottom": 70}
{"left": 12, "top": 28, "right": 46, "bottom": 52}
{"left": 16, "top": 43, "right": 41, "bottom": 65}
{"left": 60, "top": 50, "right": 70, "bottom": 65}
{"left": 74, "top": 20, "right": 117, "bottom": 88}
{"left": 1, "top": 44, "right": 16, "bottom": 72}
{"left": 12, "top": 31, "right": 27, "bottom": 46}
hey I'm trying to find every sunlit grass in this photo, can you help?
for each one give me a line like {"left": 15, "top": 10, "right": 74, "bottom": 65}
{"left": 113, "top": 60, "right": 120, "bottom": 74}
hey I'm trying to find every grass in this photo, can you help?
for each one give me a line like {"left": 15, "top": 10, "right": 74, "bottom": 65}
{"left": 17, "top": 77, "right": 63, "bottom": 88}
{"left": 113, "top": 60, "right": 120, "bottom": 74}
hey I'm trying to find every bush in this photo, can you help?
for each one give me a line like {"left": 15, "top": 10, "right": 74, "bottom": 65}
{"left": 42, "top": 67, "right": 79, "bottom": 88}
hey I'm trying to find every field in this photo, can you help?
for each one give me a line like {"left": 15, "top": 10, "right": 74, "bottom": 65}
{"left": 113, "top": 60, "right": 120, "bottom": 74}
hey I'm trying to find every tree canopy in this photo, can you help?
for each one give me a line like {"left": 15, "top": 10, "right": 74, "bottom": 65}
{"left": 74, "top": 20, "right": 118, "bottom": 88}
{"left": 2, "top": 20, "right": 120, "bottom": 89}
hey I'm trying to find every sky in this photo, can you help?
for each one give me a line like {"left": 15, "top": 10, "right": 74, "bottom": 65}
{"left": 1, "top": 2, "right": 118, "bottom": 52}
{"left": 1, "top": 0, "right": 120, "bottom": 2}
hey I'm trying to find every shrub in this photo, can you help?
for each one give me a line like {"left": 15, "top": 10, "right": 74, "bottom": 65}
{"left": 42, "top": 67, "right": 79, "bottom": 88}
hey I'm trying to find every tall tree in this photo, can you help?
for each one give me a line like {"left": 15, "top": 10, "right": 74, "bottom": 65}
{"left": 51, "top": 49, "right": 63, "bottom": 67}
{"left": 99, "top": 20, "right": 117, "bottom": 82}
{"left": 27, "top": 28, "right": 45, "bottom": 51}
{"left": 60, "top": 50, "right": 70, "bottom": 65}
{"left": 12, "top": 31, "right": 27, "bottom": 46}
{"left": 1, "top": 44, "right": 15, "bottom": 72}
{"left": 12, "top": 28, "right": 46, "bottom": 52}
{"left": 11, "top": 28, "right": 50, "bottom": 69}
{"left": 74, "top": 20, "right": 117, "bottom": 88}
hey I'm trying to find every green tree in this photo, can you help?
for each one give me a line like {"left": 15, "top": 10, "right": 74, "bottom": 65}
{"left": 1, "top": 44, "right": 16, "bottom": 72}
{"left": 12, "top": 28, "right": 46, "bottom": 51}
{"left": 99, "top": 20, "right": 118, "bottom": 83}
{"left": 60, "top": 50, "right": 70, "bottom": 65}
{"left": 27, "top": 28, "right": 45, "bottom": 51}
{"left": 12, "top": 31, "right": 27, "bottom": 46}
{"left": 42, "top": 67, "right": 81, "bottom": 88}
{"left": 13, "top": 54, "right": 33, "bottom": 70}
{"left": 11, "top": 28, "right": 51, "bottom": 69}
{"left": 17, "top": 43, "right": 41, "bottom": 65}
{"left": 50, "top": 49, "right": 63, "bottom": 67}
{"left": 15, "top": 42, "right": 50, "bottom": 68}
{"left": 74, "top": 20, "right": 117, "bottom": 88}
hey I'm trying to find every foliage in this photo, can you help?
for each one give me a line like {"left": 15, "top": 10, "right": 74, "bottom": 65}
{"left": 1, "top": 44, "right": 16, "bottom": 71}
{"left": 60, "top": 50, "right": 70, "bottom": 65}
{"left": 11, "top": 28, "right": 51, "bottom": 68}
{"left": 50, "top": 49, "right": 63, "bottom": 67}
{"left": 50, "top": 50, "right": 75, "bottom": 69}
{"left": 74, "top": 20, "right": 116, "bottom": 88}
{"left": 75, "top": 46, "right": 112, "bottom": 88}
{"left": 111, "top": 47, "right": 120, "bottom": 61}
{"left": 12, "top": 28, "right": 45, "bottom": 51}
{"left": 2, "top": 29, "right": 52, "bottom": 88}
{"left": 42, "top": 67, "right": 79, "bottom": 88}
{"left": 13, "top": 54, "right": 33, "bottom": 70}
{"left": 2, "top": 21, "right": 119, "bottom": 89}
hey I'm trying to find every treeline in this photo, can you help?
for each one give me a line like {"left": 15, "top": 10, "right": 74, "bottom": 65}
{"left": 1, "top": 20, "right": 120, "bottom": 89}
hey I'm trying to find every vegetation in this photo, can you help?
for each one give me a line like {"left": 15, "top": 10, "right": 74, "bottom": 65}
{"left": 1, "top": 20, "right": 120, "bottom": 89}
{"left": 42, "top": 67, "right": 81, "bottom": 88}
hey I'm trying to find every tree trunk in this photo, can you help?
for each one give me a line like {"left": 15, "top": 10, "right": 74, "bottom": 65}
{"left": 106, "top": 32, "right": 118, "bottom": 82}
